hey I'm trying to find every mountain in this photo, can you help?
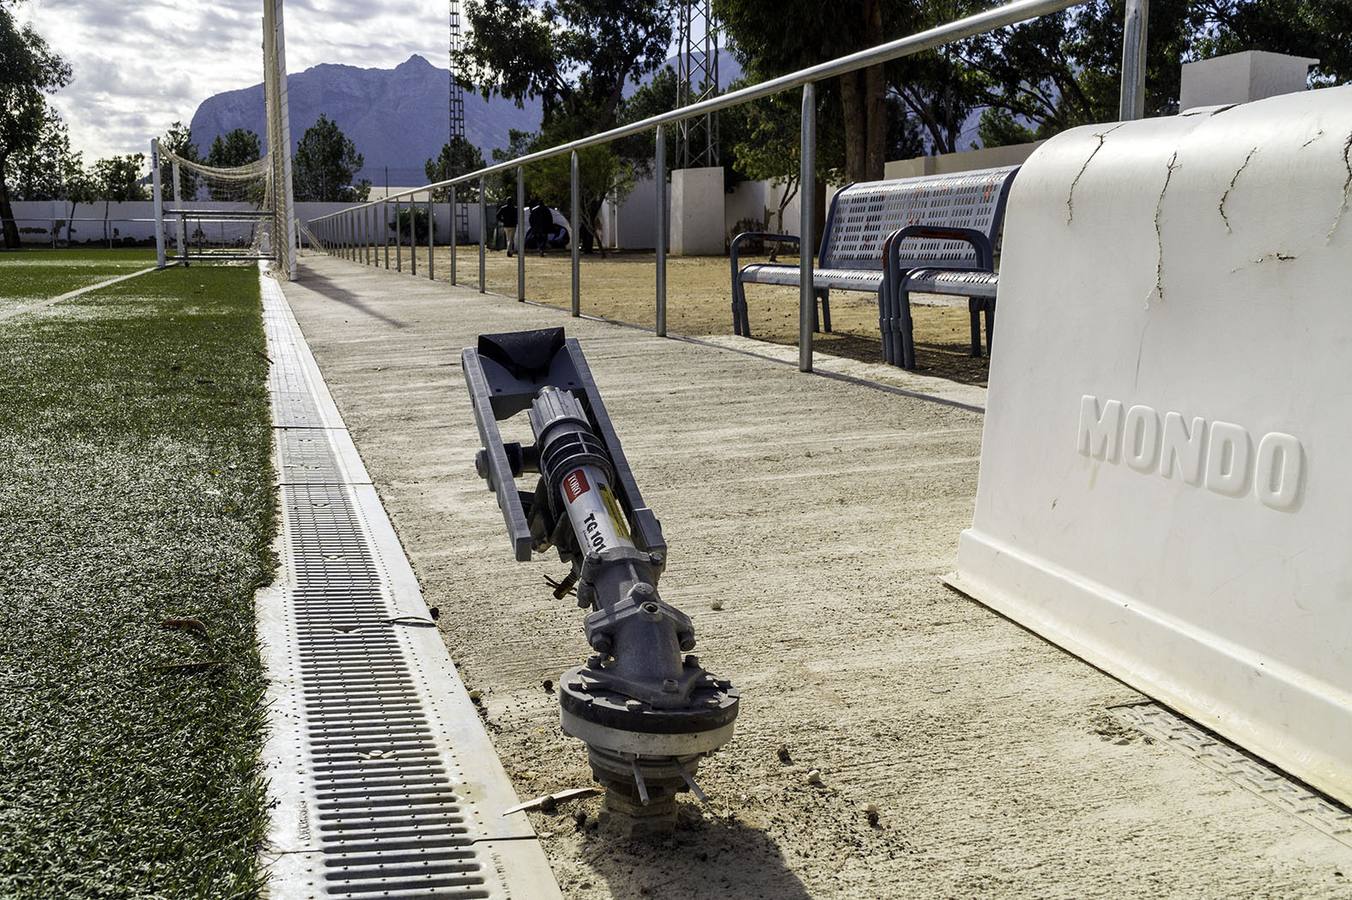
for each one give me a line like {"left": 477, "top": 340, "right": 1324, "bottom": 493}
{"left": 189, "top": 50, "right": 745, "bottom": 187}
{"left": 189, "top": 55, "right": 541, "bottom": 186}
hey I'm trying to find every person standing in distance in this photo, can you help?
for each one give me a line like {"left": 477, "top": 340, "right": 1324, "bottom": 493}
{"left": 496, "top": 202, "right": 518, "bottom": 256}
{"left": 528, "top": 201, "right": 554, "bottom": 258}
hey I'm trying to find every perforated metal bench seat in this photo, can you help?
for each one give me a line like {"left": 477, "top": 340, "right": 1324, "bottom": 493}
{"left": 729, "top": 166, "right": 1020, "bottom": 369}
{"left": 907, "top": 268, "right": 1000, "bottom": 299}
{"left": 739, "top": 264, "right": 884, "bottom": 292}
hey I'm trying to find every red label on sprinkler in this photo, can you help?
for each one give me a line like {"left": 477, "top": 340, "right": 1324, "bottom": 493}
{"left": 563, "top": 469, "right": 590, "bottom": 502}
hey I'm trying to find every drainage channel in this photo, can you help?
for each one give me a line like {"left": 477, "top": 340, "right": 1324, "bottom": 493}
{"left": 256, "top": 269, "right": 562, "bottom": 899}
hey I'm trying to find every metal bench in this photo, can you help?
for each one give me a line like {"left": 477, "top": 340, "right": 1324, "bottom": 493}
{"left": 729, "top": 166, "right": 1019, "bottom": 369}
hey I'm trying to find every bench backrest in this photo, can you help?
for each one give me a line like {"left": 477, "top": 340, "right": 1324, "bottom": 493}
{"left": 818, "top": 166, "right": 1019, "bottom": 271}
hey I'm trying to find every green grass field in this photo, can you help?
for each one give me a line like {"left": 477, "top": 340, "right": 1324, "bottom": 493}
{"left": 0, "top": 262, "right": 275, "bottom": 897}
{"left": 0, "top": 247, "right": 158, "bottom": 304}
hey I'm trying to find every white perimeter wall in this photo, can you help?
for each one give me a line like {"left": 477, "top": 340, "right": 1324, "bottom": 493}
{"left": 10, "top": 143, "right": 1039, "bottom": 251}
{"left": 7, "top": 200, "right": 483, "bottom": 246}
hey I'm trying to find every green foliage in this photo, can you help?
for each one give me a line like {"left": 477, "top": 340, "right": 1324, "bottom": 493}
{"left": 158, "top": 121, "right": 201, "bottom": 200}
{"left": 458, "top": 0, "right": 675, "bottom": 128}
{"left": 392, "top": 205, "right": 430, "bottom": 242}
{"left": 424, "top": 136, "right": 486, "bottom": 201}
{"left": 8, "top": 106, "right": 77, "bottom": 201}
{"left": 0, "top": 1, "right": 72, "bottom": 246}
{"left": 204, "top": 129, "right": 264, "bottom": 202}
{"left": 968, "top": 0, "right": 1352, "bottom": 147}
{"left": 494, "top": 124, "right": 632, "bottom": 249}
{"left": 1191, "top": 1, "right": 1352, "bottom": 86}
{"left": 292, "top": 114, "right": 370, "bottom": 202}
{"left": 206, "top": 128, "right": 262, "bottom": 169}
{"left": 0, "top": 263, "right": 274, "bottom": 897}
{"left": 91, "top": 154, "right": 147, "bottom": 201}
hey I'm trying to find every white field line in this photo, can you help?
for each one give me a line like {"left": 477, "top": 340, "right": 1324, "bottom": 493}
{"left": 0, "top": 265, "right": 159, "bottom": 323}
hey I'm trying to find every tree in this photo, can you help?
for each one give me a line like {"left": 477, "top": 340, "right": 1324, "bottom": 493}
{"left": 91, "top": 153, "right": 147, "bottom": 244}
{"left": 8, "top": 106, "right": 72, "bottom": 201}
{"left": 292, "top": 114, "right": 370, "bottom": 202}
{"left": 459, "top": 1, "right": 679, "bottom": 253}
{"left": 716, "top": 0, "right": 893, "bottom": 182}
{"left": 458, "top": 0, "right": 674, "bottom": 131}
{"left": 62, "top": 161, "right": 96, "bottom": 244}
{"left": 206, "top": 129, "right": 261, "bottom": 168}
{"left": 424, "top": 136, "right": 486, "bottom": 201}
{"left": 967, "top": 0, "right": 1352, "bottom": 148}
{"left": 158, "top": 121, "right": 201, "bottom": 201}
{"left": 1, "top": 0, "right": 72, "bottom": 247}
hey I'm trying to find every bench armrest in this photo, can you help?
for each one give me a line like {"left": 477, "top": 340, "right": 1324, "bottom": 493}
{"left": 731, "top": 231, "right": 800, "bottom": 271}
{"left": 882, "top": 225, "right": 994, "bottom": 273}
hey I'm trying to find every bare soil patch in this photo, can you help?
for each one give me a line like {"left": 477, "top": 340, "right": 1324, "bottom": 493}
{"left": 383, "top": 245, "right": 991, "bottom": 386}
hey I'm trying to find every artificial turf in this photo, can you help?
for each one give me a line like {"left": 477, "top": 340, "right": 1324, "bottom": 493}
{"left": 0, "top": 247, "right": 158, "bottom": 303}
{"left": 0, "top": 264, "right": 276, "bottom": 898}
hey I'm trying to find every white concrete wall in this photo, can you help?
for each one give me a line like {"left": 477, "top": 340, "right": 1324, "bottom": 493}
{"left": 1180, "top": 51, "right": 1317, "bottom": 111}
{"left": 670, "top": 167, "right": 725, "bottom": 255}
{"left": 7, "top": 199, "right": 482, "bottom": 246}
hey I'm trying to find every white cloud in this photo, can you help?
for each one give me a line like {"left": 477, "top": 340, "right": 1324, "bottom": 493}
{"left": 18, "top": 0, "right": 448, "bottom": 160}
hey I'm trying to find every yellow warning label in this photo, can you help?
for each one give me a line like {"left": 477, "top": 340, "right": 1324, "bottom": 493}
{"left": 599, "top": 482, "right": 632, "bottom": 542}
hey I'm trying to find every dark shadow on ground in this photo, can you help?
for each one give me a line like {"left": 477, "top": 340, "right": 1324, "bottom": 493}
{"left": 575, "top": 810, "right": 812, "bottom": 900}
{"left": 297, "top": 268, "right": 408, "bottom": 329}
{"left": 762, "top": 329, "right": 990, "bottom": 387}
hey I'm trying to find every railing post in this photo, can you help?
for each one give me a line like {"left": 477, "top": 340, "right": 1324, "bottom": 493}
{"left": 516, "top": 166, "right": 525, "bottom": 301}
{"left": 655, "top": 126, "right": 667, "bottom": 337}
{"left": 1119, "top": 0, "right": 1149, "bottom": 120}
{"left": 365, "top": 207, "right": 371, "bottom": 265}
{"left": 427, "top": 196, "right": 435, "bottom": 280}
{"left": 570, "top": 151, "right": 580, "bottom": 317}
{"left": 383, "top": 202, "right": 390, "bottom": 269}
{"left": 799, "top": 81, "right": 816, "bottom": 373}
{"left": 450, "top": 184, "right": 458, "bottom": 285}
{"left": 478, "top": 176, "right": 486, "bottom": 294}
{"left": 395, "top": 199, "right": 403, "bottom": 272}
{"left": 410, "top": 202, "right": 417, "bottom": 276}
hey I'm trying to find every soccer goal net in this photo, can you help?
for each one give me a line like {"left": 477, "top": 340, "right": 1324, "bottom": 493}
{"left": 151, "top": 0, "right": 297, "bottom": 277}
{"left": 158, "top": 149, "right": 277, "bottom": 265}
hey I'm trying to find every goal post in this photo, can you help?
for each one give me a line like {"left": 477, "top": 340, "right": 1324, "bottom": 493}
{"left": 151, "top": 138, "right": 166, "bottom": 269}
{"left": 149, "top": 0, "right": 296, "bottom": 276}
{"left": 263, "top": 0, "right": 297, "bottom": 279}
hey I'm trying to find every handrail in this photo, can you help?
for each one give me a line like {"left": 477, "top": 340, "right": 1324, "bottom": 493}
{"left": 308, "top": 0, "right": 1084, "bottom": 220}
{"left": 307, "top": 0, "right": 1139, "bottom": 376}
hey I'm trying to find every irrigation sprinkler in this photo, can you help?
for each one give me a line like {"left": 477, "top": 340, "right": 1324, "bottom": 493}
{"left": 463, "top": 327, "right": 739, "bottom": 831}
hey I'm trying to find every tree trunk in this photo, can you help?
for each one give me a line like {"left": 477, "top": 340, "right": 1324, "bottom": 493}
{"left": 862, "top": 0, "right": 887, "bottom": 181}
{"left": 839, "top": 70, "right": 868, "bottom": 184}
{"left": 0, "top": 162, "right": 19, "bottom": 249}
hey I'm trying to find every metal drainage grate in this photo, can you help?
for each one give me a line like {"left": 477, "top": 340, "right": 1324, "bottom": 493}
{"left": 1111, "top": 702, "right": 1352, "bottom": 847}
{"left": 256, "top": 271, "right": 559, "bottom": 899}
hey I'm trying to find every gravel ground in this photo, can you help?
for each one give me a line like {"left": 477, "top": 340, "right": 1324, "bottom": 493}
{"left": 279, "top": 252, "right": 1352, "bottom": 899}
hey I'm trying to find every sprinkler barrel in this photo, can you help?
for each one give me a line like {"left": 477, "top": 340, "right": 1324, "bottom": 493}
{"left": 463, "top": 327, "right": 739, "bottom": 826}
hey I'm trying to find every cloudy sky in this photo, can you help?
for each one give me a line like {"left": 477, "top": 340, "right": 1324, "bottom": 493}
{"left": 17, "top": 0, "right": 450, "bottom": 160}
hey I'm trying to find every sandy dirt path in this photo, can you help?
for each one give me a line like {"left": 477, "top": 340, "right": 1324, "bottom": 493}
{"left": 280, "top": 253, "right": 1352, "bottom": 899}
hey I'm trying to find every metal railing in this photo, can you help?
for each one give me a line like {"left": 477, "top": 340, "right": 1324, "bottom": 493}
{"left": 309, "top": 0, "right": 1148, "bottom": 372}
